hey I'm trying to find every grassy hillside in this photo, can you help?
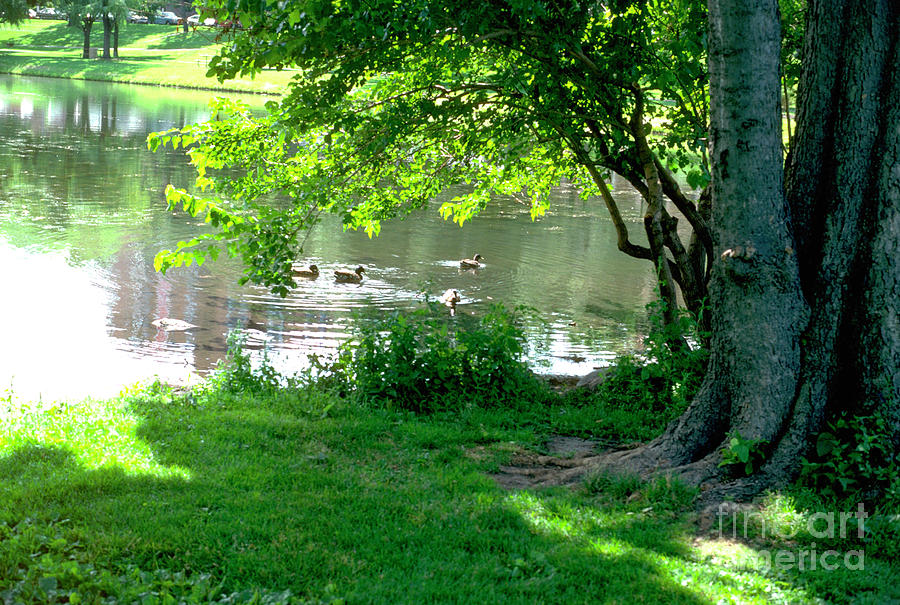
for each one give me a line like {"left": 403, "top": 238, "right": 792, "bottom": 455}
{"left": 0, "top": 19, "right": 293, "bottom": 93}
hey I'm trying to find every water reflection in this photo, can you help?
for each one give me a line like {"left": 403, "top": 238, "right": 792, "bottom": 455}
{"left": 0, "top": 75, "right": 660, "bottom": 402}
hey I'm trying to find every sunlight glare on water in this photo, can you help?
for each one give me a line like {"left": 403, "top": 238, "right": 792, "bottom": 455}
{"left": 0, "top": 241, "right": 201, "bottom": 402}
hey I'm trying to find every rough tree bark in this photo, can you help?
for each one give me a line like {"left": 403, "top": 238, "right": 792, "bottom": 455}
{"left": 102, "top": 11, "right": 113, "bottom": 59}
{"left": 80, "top": 18, "right": 93, "bottom": 59}
{"left": 592, "top": 0, "right": 899, "bottom": 501}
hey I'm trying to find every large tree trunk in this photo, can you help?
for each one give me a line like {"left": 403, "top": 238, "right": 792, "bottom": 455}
{"left": 591, "top": 0, "right": 899, "bottom": 502}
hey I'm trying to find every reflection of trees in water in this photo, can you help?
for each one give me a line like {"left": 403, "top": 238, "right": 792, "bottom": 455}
{"left": 1, "top": 75, "right": 666, "bottom": 380}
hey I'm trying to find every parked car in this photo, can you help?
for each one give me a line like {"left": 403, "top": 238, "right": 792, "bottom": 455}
{"left": 153, "top": 11, "right": 181, "bottom": 25}
{"left": 186, "top": 14, "right": 216, "bottom": 27}
{"left": 127, "top": 11, "right": 148, "bottom": 24}
{"left": 36, "top": 7, "right": 64, "bottom": 19}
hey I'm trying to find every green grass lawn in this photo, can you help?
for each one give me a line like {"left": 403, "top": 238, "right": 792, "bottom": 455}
{"left": 2, "top": 372, "right": 898, "bottom": 604}
{"left": 0, "top": 20, "right": 293, "bottom": 93}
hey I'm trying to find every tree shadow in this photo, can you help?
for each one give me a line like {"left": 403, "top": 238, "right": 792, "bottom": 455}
{"left": 0, "top": 55, "right": 150, "bottom": 79}
{"left": 0, "top": 392, "right": 797, "bottom": 603}
{"left": 7, "top": 22, "right": 220, "bottom": 51}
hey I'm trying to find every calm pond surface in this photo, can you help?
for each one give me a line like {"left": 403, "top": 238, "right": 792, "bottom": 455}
{"left": 0, "top": 74, "right": 665, "bottom": 402}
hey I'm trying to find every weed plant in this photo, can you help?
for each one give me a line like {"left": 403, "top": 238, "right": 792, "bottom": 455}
{"left": 561, "top": 298, "right": 709, "bottom": 440}
{"left": 792, "top": 410, "right": 900, "bottom": 561}
{"left": 320, "top": 303, "right": 555, "bottom": 414}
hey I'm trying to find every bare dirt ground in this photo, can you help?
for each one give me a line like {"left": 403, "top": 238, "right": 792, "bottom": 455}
{"left": 489, "top": 436, "right": 616, "bottom": 489}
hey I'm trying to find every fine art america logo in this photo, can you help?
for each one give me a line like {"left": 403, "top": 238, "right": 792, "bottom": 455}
{"left": 716, "top": 502, "right": 868, "bottom": 572}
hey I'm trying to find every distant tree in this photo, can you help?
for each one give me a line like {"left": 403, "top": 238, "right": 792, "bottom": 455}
{"left": 129, "top": 0, "right": 163, "bottom": 23}
{"left": 180, "top": 0, "right": 189, "bottom": 33}
{"left": 100, "top": 0, "right": 128, "bottom": 58}
{"left": 101, "top": 0, "right": 113, "bottom": 58}
{"left": 61, "top": 0, "right": 101, "bottom": 58}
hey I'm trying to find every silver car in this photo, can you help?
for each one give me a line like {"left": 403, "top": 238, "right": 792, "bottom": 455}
{"left": 153, "top": 11, "right": 181, "bottom": 25}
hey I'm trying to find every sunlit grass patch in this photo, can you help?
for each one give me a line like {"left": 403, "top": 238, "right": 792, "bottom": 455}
{"left": 0, "top": 396, "right": 191, "bottom": 484}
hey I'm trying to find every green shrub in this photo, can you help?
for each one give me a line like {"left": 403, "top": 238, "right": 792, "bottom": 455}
{"left": 206, "top": 332, "right": 291, "bottom": 396}
{"left": 323, "top": 304, "right": 553, "bottom": 413}
{"left": 719, "top": 432, "right": 768, "bottom": 477}
{"left": 794, "top": 411, "right": 900, "bottom": 561}
{"left": 800, "top": 411, "right": 900, "bottom": 506}
{"left": 565, "top": 297, "right": 708, "bottom": 429}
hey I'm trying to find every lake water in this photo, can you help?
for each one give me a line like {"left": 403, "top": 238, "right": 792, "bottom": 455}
{"left": 0, "top": 74, "right": 663, "bottom": 402}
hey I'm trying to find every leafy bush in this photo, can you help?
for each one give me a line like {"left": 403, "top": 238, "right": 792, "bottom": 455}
{"left": 322, "top": 304, "right": 553, "bottom": 413}
{"left": 794, "top": 411, "right": 900, "bottom": 561}
{"left": 719, "top": 432, "right": 768, "bottom": 476}
{"left": 800, "top": 411, "right": 900, "bottom": 505}
{"left": 565, "top": 297, "right": 708, "bottom": 428}
{"left": 207, "top": 332, "right": 289, "bottom": 396}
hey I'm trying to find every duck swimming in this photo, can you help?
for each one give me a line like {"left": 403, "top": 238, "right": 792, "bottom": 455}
{"left": 152, "top": 318, "right": 197, "bottom": 331}
{"left": 292, "top": 264, "right": 319, "bottom": 278}
{"left": 439, "top": 288, "right": 462, "bottom": 316}
{"left": 334, "top": 266, "right": 366, "bottom": 283}
{"left": 459, "top": 254, "right": 484, "bottom": 269}
{"left": 440, "top": 288, "right": 461, "bottom": 305}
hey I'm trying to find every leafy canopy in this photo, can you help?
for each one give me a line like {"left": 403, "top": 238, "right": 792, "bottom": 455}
{"left": 151, "top": 0, "right": 709, "bottom": 296}
{"left": 0, "top": 0, "right": 29, "bottom": 23}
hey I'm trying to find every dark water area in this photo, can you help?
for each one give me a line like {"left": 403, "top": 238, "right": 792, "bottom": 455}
{"left": 0, "top": 74, "right": 666, "bottom": 402}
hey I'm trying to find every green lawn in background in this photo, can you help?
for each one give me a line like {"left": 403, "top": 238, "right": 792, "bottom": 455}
{"left": 0, "top": 20, "right": 292, "bottom": 93}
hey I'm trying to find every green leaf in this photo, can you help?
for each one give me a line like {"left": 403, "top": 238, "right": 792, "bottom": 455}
{"left": 38, "top": 576, "right": 58, "bottom": 593}
{"left": 816, "top": 432, "right": 838, "bottom": 457}
{"left": 734, "top": 443, "right": 751, "bottom": 464}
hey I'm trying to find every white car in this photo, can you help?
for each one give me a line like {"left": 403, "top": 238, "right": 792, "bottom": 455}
{"left": 187, "top": 14, "right": 216, "bottom": 26}
{"left": 153, "top": 11, "right": 181, "bottom": 25}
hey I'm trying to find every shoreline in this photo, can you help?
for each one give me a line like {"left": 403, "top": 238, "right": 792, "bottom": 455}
{"left": 0, "top": 20, "right": 291, "bottom": 95}
{"left": 0, "top": 67, "right": 285, "bottom": 96}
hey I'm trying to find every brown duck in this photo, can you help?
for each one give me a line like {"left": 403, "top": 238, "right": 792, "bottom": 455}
{"left": 459, "top": 254, "right": 484, "bottom": 269}
{"left": 292, "top": 264, "right": 319, "bottom": 278}
{"left": 334, "top": 266, "right": 366, "bottom": 283}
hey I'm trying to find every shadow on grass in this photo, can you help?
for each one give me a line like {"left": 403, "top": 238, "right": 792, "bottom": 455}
{"left": 0, "top": 55, "right": 153, "bottom": 79}
{"left": 7, "top": 22, "right": 225, "bottom": 51}
{"left": 0, "top": 392, "right": 758, "bottom": 603}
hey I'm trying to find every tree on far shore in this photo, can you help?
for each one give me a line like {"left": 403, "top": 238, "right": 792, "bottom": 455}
{"left": 100, "top": 0, "right": 127, "bottom": 58}
{"left": 60, "top": 0, "right": 100, "bottom": 58}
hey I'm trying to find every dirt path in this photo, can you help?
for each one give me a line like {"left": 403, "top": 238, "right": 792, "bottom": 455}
{"left": 489, "top": 436, "right": 616, "bottom": 489}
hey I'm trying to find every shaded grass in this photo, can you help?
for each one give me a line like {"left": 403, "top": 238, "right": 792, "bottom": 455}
{"left": 4, "top": 381, "right": 896, "bottom": 603}
{"left": 0, "top": 20, "right": 292, "bottom": 93}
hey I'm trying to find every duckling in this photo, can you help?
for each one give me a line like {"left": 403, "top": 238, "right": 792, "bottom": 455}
{"left": 439, "top": 288, "right": 462, "bottom": 316}
{"left": 459, "top": 253, "right": 484, "bottom": 269}
{"left": 334, "top": 266, "right": 366, "bottom": 283}
{"left": 440, "top": 288, "right": 461, "bottom": 305}
{"left": 292, "top": 264, "right": 319, "bottom": 278}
